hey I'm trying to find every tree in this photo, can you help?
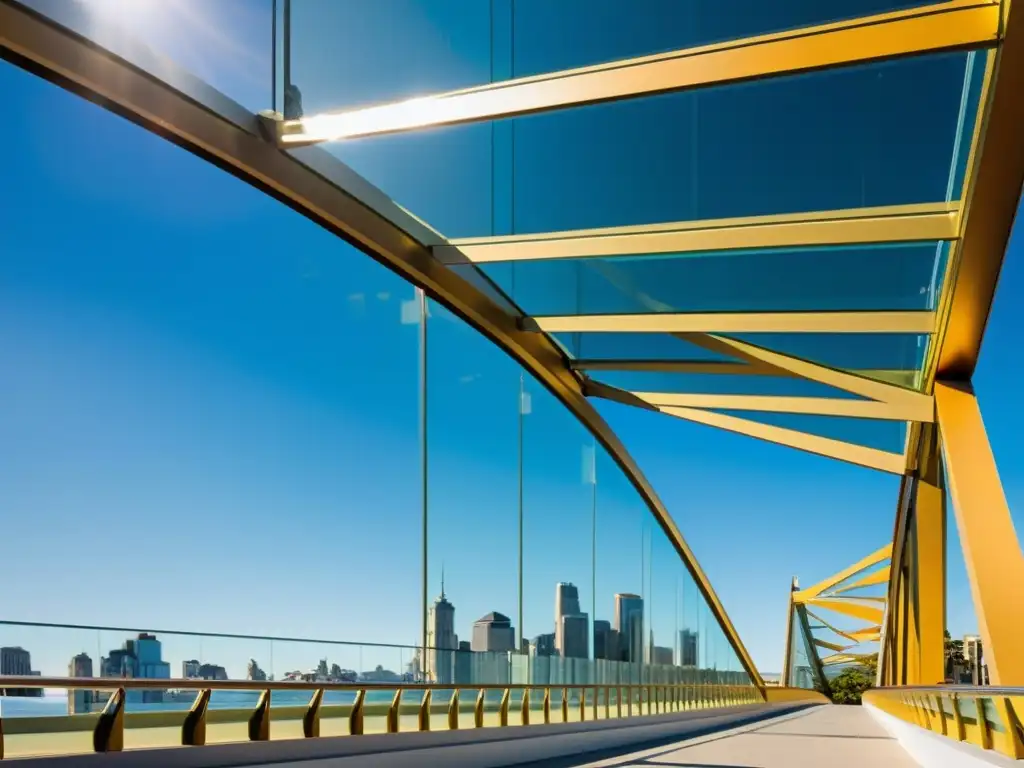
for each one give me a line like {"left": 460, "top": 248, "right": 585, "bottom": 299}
{"left": 829, "top": 666, "right": 875, "bottom": 705}
{"left": 944, "top": 629, "right": 965, "bottom": 678}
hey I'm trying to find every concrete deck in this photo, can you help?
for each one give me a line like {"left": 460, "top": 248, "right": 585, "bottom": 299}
{"left": 571, "top": 704, "right": 917, "bottom": 768}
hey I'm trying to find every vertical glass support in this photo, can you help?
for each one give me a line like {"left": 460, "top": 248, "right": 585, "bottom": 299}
{"left": 419, "top": 289, "right": 429, "bottom": 669}
{"left": 936, "top": 382, "right": 1024, "bottom": 684}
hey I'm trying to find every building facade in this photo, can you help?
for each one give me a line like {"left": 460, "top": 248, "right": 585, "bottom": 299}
{"left": 426, "top": 583, "right": 457, "bottom": 684}
{"left": 554, "top": 582, "right": 581, "bottom": 654}
{"left": 471, "top": 612, "right": 515, "bottom": 653}
{"left": 0, "top": 647, "right": 42, "bottom": 697}
{"left": 614, "top": 594, "right": 644, "bottom": 663}
{"left": 560, "top": 614, "right": 589, "bottom": 659}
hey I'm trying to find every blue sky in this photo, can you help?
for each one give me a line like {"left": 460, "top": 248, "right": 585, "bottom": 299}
{"left": 2, "top": 0, "right": 1021, "bottom": 680}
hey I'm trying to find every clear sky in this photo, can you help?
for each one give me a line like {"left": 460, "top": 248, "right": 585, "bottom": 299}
{"left": 2, "top": 0, "right": 1021, "bottom": 681}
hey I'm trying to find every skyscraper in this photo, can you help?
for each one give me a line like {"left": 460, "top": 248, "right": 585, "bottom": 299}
{"left": 247, "top": 659, "right": 267, "bottom": 681}
{"left": 101, "top": 634, "right": 170, "bottom": 704}
{"left": 1, "top": 647, "right": 42, "bottom": 697}
{"left": 68, "top": 653, "right": 95, "bottom": 714}
{"left": 426, "top": 576, "right": 457, "bottom": 684}
{"left": 554, "top": 582, "right": 581, "bottom": 654}
{"left": 679, "top": 629, "right": 699, "bottom": 666}
{"left": 455, "top": 641, "right": 472, "bottom": 684}
{"left": 182, "top": 659, "right": 201, "bottom": 678}
{"left": 614, "top": 593, "right": 644, "bottom": 663}
{"left": 560, "top": 614, "right": 589, "bottom": 659}
{"left": 471, "top": 612, "right": 515, "bottom": 653}
{"left": 652, "top": 646, "right": 674, "bottom": 666}
{"left": 594, "top": 620, "right": 619, "bottom": 661}
{"left": 530, "top": 633, "right": 556, "bottom": 657}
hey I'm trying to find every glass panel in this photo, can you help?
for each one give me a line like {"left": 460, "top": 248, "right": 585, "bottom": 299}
{"left": 23, "top": 0, "right": 274, "bottom": 113}
{"left": 426, "top": 300, "right": 521, "bottom": 685}
{"left": 711, "top": 410, "right": 908, "bottom": 453}
{"left": 486, "top": 242, "right": 950, "bottom": 315}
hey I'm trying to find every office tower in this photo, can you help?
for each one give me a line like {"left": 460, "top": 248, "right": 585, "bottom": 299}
{"left": 426, "top": 577, "right": 457, "bottom": 684}
{"left": 1, "top": 647, "right": 43, "bottom": 697}
{"left": 594, "top": 620, "right": 620, "bottom": 661}
{"left": 554, "top": 582, "right": 581, "bottom": 653}
{"left": 182, "top": 659, "right": 201, "bottom": 678}
{"left": 472, "top": 612, "right": 516, "bottom": 653}
{"left": 198, "top": 663, "right": 228, "bottom": 680}
{"left": 679, "top": 629, "right": 699, "bottom": 666}
{"left": 530, "top": 633, "right": 556, "bottom": 657}
{"left": 455, "top": 640, "right": 472, "bottom": 684}
{"left": 560, "top": 614, "right": 589, "bottom": 659}
{"left": 653, "top": 646, "right": 674, "bottom": 666}
{"left": 101, "top": 634, "right": 170, "bottom": 704}
{"left": 68, "top": 653, "right": 95, "bottom": 714}
{"left": 614, "top": 593, "right": 644, "bottom": 663}
{"left": 247, "top": 659, "right": 267, "bottom": 681}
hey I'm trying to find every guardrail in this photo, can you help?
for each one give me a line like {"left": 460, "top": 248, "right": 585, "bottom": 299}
{"left": 864, "top": 686, "right": 1024, "bottom": 759}
{"left": 0, "top": 676, "right": 765, "bottom": 758}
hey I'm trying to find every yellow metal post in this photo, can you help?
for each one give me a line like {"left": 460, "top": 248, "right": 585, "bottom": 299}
{"left": 386, "top": 690, "right": 402, "bottom": 734}
{"left": 182, "top": 688, "right": 211, "bottom": 746}
{"left": 418, "top": 690, "right": 432, "bottom": 732}
{"left": 474, "top": 689, "right": 485, "bottom": 728}
{"left": 303, "top": 688, "right": 323, "bottom": 738}
{"left": 499, "top": 688, "right": 510, "bottom": 727}
{"left": 448, "top": 690, "right": 460, "bottom": 730}
{"left": 93, "top": 687, "right": 125, "bottom": 753}
{"left": 350, "top": 690, "right": 366, "bottom": 735}
{"left": 936, "top": 382, "right": 1024, "bottom": 684}
{"left": 914, "top": 429, "right": 947, "bottom": 686}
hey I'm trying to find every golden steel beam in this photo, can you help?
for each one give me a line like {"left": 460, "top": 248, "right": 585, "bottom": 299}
{"left": 806, "top": 599, "right": 886, "bottom": 625}
{"left": 534, "top": 311, "right": 936, "bottom": 334}
{"left": 936, "top": 382, "right": 1024, "bottom": 684}
{"left": 832, "top": 567, "right": 891, "bottom": 594}
{"left": 436, "top": 203, "right": 959, "bottom": 263}
{"left": 658, "top": 406, "right": 906, "bottom": 474}
{"left": 0, "top": 0, "right": 766, "bottom": 687}
{"left": 937, "top": 0, "right": 1024, "bottom": 379}
{"left": 630, "top": 392, "right": 931, "bottom": 422}
{"left": 913, "top": 427, "right": 947, "bottom": 686}
{"left": 676, "top": 334, "right": 932, "bottom": 413}
{"left": 272, "top": 0, "right": 1000, "bottom": 145}
{"left": 794, "top": 545, "right": 893, "bottom": 602}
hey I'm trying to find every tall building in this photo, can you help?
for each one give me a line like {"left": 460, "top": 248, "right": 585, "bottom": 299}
{"left": 614, "top": 593, "right": 644, "bottom": 663}
{"left": 679, "top": 629, "right": 699, "bottom": 667}
{"left": 182, "top": 659, "right": 201, "bottom": 678}
{"left": 560, "top": 614, "right": 589, "bottom": 659}
{"left": 455, "top": 640, "right": 472, "bottom": 684}
{"left": 100, "top": 634, "right": 170, "bottom": 704}
{"left": 530, "top": 633, "right": 556, "bottom": 657}
{"left": 426, "top": 576, "right": 457, "bottom": 684}
{"left": 68, "top": 653, "right": 95, "bottom": 714}
{"left": 472, "top": 612, "right": 515, "bottom": 653}
{"left": 594, "top": 620, "right": 620, "bottom": 661}
{"left": 0, "top": 647, "right": 42, "bottom": 697}
{"left": 247, "top": 659, "right": 267, "bottom": 681}
{"left": 554, "top": 582, "right": 581, "bottom": 654}
{"left": 652, "top": 646, "right": 674, "bottom": 666}
{"left": 198, "top": 664, "right": 227, "bottom": 680}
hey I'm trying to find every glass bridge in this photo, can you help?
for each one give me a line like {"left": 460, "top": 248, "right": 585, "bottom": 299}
{"left": 1, "top": 0, "right": 1022, "bottom": 765}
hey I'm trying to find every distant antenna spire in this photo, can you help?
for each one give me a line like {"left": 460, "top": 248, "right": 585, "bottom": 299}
{"left": 441, "top": 563, "right": 446, "bottom": 600}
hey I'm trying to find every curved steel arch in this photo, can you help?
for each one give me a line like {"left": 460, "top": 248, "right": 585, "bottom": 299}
{"left": 0, "top": 0, "right": 763, "bottom": 687}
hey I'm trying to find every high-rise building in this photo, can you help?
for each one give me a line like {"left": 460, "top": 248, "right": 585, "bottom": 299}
{"left": 614, "top": 593, "right": 644, "bottom": 663}
{"left": 247, "top": 659, "right": 267, "bottom": 681}
{"left": 182, "top": 659, "right": 201, "bottom": 678}
{"left": 652, "top": 646, "right": 674, "bottom": 666}
{"left": 530, "top": 633, "right": 556, "bottom": 657}
{"left": 455, "top": 640, "right": 472, "bottom": 684}
{"left": 560, "top": 613, "right": 589, "bottom": 659}
{"left": 594, "top": 620, "right": 620, "bottom": 661}
{"left": 679, "top": 629, "right": 699, "bottom": 666}
{"left": 472, "top": 612, "right": 515, "bottom": 653}
{"left": 198, "top": 664, "right": 228, "bottom": 680}
{"left": 1, "top": 647, "right": 43, "bottom": 697}
{"left": 101, "top": 634, "right": 170, "bottom": 704}
{"left": 426, "top": 576, "right": 457, "bottom": 684}
{"left": 554, "top": 583, "right": 581, "bottom": 654}
{"left": 68, "top": 653, "right": 95, "bottom": 714}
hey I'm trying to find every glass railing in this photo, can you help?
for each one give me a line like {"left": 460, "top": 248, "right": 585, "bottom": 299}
{"left": 0, "top": 620, "right": 761, "bottom": 758}
{"left": 864, "top": 686, "right": 1024, "bottom": 760}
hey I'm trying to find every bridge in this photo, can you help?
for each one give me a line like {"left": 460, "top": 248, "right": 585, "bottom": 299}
{"left": 1, "top": 0, "right": 1023, "bottom": 765}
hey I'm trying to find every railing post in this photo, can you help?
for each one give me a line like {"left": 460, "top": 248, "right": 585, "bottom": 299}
{"left": 579, "top": 688, "right": 586, "bottom": 722}
{"left": 418, "top": 690, "right": 432, "bottom": 732}
{"left": 976, "top": 697, "right": 993, "bottom": 750}
{"left": 521, "top": 688, "right": 530, "bottom": 726}
{"left": 951, "top": 695, "right": 966, "bottom": 742}
{"left": 592, "top": 687, "right": 598, "bottom": 721}
{"left": 386, "top": 689, "right": 402, "bottom": 734}
{"left": 248, "top": 689, "right": 271, "bottom": 742}
{"left": 303, "top": 688, "right": 324, "bottom": 739}
{"left": 617, "top": 686, "right": 623, "bottom": 719}
{"left": 561, "top": 687, "right": 569, "bottom": 723}
{"left": 543, "top": 687, "right": 551, "bottom": 724}
{"left": 647, "top": 685, "right": 653, "bottom": 715}
{"left": 931, "top": 694, "right": 948, "bottom": 736}
{"left": 605, "top": 686, "right": 610, "bottom": 720}
{"left": 350, "top": 689, "right": 366, "bottom": 735}
{"left": 474, "top": 689, "right": 485, "bottom": 728}
{"left": 993, "top": 698, "right": 1024, "bottom": 758}
{"left": 448, "top": 689, "right": 460, "bottom": 730}
{"left": 499, "top": 688, "right": 510, "bottom": 727}
{"left": 182, "top": 688, "right": 211, "bottom": 746}
{"left": 93, "top": 687, "right": 125, "bottom": 753}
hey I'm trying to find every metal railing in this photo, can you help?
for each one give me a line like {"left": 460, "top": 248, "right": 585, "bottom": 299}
{"left": 864, "top": 686, "right": 1024, "bottom": 759}
{"left": 0, "top": 676, "right": 766, "bottom": 758}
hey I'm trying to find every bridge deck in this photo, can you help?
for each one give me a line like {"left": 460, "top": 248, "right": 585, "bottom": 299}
{"left": 576, "top": 704, "right": 916, "bottom": 768}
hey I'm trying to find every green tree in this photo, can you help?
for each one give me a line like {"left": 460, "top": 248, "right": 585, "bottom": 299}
{"left": 944, "top": 629, "right": 965, "bottom": 679}
{"left": 829, "top": 666, "right": 875, "bottom": 705}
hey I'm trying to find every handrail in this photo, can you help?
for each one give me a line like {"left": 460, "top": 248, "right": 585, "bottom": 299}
{"left": 864, "top": 686, "right": 1024, "bottom": 760}
{"left": 0, "top": 676, "right": 770, "bottom": 758}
